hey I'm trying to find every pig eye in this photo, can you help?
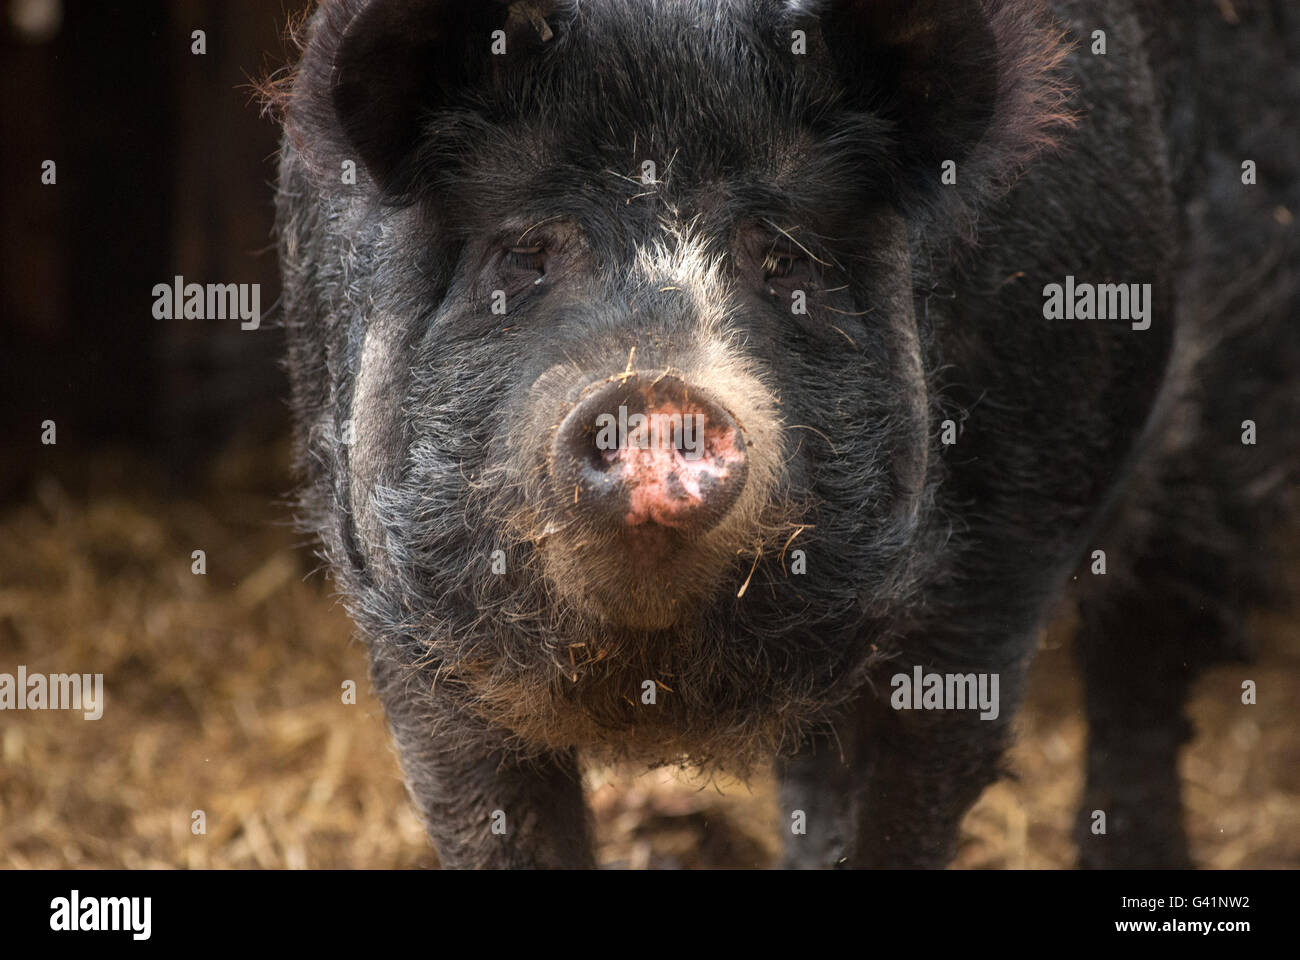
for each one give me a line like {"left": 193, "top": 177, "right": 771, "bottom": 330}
{"left": 503, "top": 244, "right": 547, "bottom": 277}
{"left": 763, "top": 251, "right": 808, "bottom": 281}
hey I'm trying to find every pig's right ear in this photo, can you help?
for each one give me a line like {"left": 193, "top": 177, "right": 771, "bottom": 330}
{"left": 283, "top": 0, "right": 559, "bottom": 195}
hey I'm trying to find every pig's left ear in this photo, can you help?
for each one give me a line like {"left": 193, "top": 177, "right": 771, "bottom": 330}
{"left": 283, "top": 0, "right": 563, "bottom": 194}
{"left": 792, "top": 0, "right": 1073, "bottom": 229}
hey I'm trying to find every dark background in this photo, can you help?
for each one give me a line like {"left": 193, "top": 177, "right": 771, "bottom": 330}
{"left": 1, "top": 0, "right": 294, "bottom": 497}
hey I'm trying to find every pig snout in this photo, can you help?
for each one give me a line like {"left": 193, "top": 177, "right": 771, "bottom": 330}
{"left": 549, "top": 371, "right": 749, "bottom": 538}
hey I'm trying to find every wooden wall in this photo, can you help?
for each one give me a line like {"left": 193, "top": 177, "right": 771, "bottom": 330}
{"left": 1, "top": 0, "right": 309, "bottom": 494}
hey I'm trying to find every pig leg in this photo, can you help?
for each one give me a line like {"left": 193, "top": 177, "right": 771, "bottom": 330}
{"left": 781, "top": 659, "right": 1025, "bottom": 869}
{"left": 370, "top": 652, "right": 595, "bottom": 869}
{"left": 776, "top": 722, "right": 860, "bottom": 869}
{"left": 848, "top": 680, "right": 1020, "bottom": 868}
{"left": 1073, "top": 583, "right": 1213, "bottom": 868}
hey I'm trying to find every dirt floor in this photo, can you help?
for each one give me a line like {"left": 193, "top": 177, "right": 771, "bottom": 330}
{"left": 2, "top": 438, "right": 1297, "bottom": 869}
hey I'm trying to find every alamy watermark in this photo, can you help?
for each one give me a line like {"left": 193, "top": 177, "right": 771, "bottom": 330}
{"left": 1043, "top": 275, "right": 1151, "bottom": 330}
{"left": 594, "top": 405, "right": 706, "bottom": 460}
{"left": 152, "top": 275, "right": 261, "bottom": 330}
{"left": 50, "top": 891, "right": 150, "bottom": 940}
{"left": 890, "top": 666, "right": 1000, "bottom": 720}
{"left": 0, "top": 666, "right": 103, "bottom": 719}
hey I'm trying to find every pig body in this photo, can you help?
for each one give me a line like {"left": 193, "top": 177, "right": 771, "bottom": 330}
{"left": 274, "top": 0, "right": 1299, "bottom": 868}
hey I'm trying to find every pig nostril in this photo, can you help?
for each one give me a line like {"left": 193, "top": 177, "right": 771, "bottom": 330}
{"left": 580, "top": 426, "right": 610, "bottom": 469}
{"left": 549, "top": 371, "right": 749, "bottom": 536}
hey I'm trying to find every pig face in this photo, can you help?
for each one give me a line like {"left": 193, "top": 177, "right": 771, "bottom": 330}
{"left": 276, "top": 0, "right": 1070, "bottom": 763}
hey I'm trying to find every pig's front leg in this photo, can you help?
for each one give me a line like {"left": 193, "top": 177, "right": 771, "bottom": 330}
{"left": 776, "top": 720, "right": 860, "bottom": 869}
{"left": 846, "top": 683, "right": 1019, "bottom": 868}
{"left": 780, "top": 656, "right": 1026, "bottom": 869}
{"left": 369, "top": 652, "right": 595, "bottom": 869}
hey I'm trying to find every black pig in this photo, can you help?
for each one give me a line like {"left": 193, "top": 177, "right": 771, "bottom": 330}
{"left": 271, "top": 0, "right": 1299, "bottom": 868}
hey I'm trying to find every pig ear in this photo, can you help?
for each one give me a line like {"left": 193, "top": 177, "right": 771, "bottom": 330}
{"left": 796, "top": 0, "right": 1072, "bottom": 226}
{"left": 285, "top": 0, "right": 561, "bottom": 194}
